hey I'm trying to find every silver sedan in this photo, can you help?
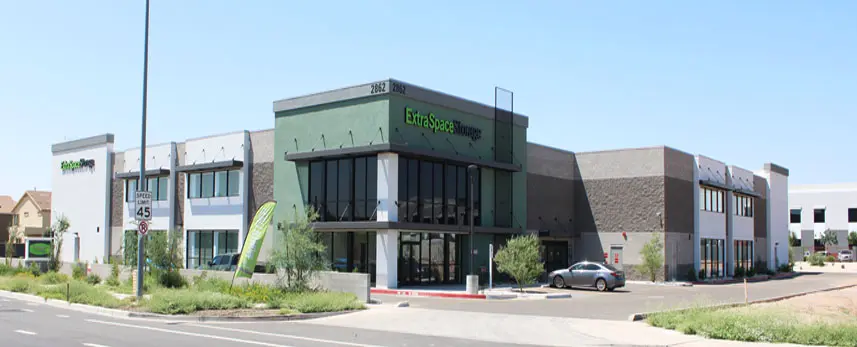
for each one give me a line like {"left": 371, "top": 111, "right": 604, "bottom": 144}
{"left": 548, "top": 261, "right": 626, "bottom": 292}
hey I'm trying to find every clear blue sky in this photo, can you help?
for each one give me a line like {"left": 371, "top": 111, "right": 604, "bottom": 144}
{"left": 1, "top": 1, "right": 855, "bottom": 199}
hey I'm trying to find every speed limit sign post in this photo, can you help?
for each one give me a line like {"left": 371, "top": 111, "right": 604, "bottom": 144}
{"left": 135, "top": 191, "right": 152, "bottom": 221}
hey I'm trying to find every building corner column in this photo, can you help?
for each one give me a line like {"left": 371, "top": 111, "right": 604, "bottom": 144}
{"left": 168, "top": 142, "right": 178, "bottom": 235}
{"left": 241, "top": 130, "right": 252, "bottom": 249}
{"left": 375, "top": 152, "right": 399, "bottom": 289}
{"left": 725, "top": 169, "right": 735, "bottom": 277}
{"left": 692, "top": 158, "right": 701, "bottom": 275}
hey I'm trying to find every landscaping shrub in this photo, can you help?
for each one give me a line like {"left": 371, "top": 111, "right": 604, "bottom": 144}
{"left": 191, "top": 273, "right": 230, "bottom": 293}
{"left": 825, "top": 255, "right": 836, "bottom": 263}
{"left": 155, "top": 270, "right": 187, "bottom": 289}
{"left": 230, "top": 282, "right": 281, "bottom": 303}
{"left": 36, "top": 280, "right": 120, "bottom": 307}
{"left": 72, "top": 262, "right": 86, "bottom": 280}
{"left": 698, "top": 269, "right": 706, "bottom": 281}
{"left": 4, "top": 277, "right": 35, "bottom": 293}
{"left": 27, "top": 262, "right": 42, "bottom": 277}
{"left": 809, "top": 253, "right": 825, "bottom": 266}
{"left": 145, "top": 289, "right": 247, "bottom": 314}
{"left": 270, "top": 291, "right": 364, "bottom": 313}
{"left": 86, "top": 273, "right": 101, "bottom": 285}
{"left": 40, "top": 271, "right": 69, "bottom": 284}
{"left": 0, "top": 263, "right": 14, "bottom": 276}
{"left": 746, "top": 267, "right": 756, "bottom": 277}
{"left": 648, "top": 306, "right": 857, "bottom": 346}
{"left": 778, "top": 263, "right": 793, "bottom": 273}
{"left": 734, "top": 267, "right": 745, "bottom": 278}
{"left": 105, "top": 261, "right": 121, "bottom": 287}
{"left": 686, "top": 268, "right": 698, "bottom": 281}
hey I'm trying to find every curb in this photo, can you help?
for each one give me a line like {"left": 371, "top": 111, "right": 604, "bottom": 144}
{"left": 482, "top": 291, "right": 572, "bottom": 300}
{"left": 628, "top": 283, "right": 857, "bottom": 322}
{"left": 690, "top": 272, "right": 798, "bottom": 285}
{"left": 626, "top": 281, "right": 694, "bottom": 287}
{"left": 0, "top": 290, "right": 353, "bottom": 322}
{"left": 370, "top": 288, "right": 486, "bottom": 299}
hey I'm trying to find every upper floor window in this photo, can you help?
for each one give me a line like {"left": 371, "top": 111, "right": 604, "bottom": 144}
{"left": 23, "top": 212, "right": 29, "bottom": 218}
{"left": 125, "top": 176, "right": 169, "bottom": 202}
{"left": 187, "top": 170, "right": 240, "bottom": 199}
{"left": 398, "top": 157, "right": 480, "bottom": 226}
{"left": 813, "top": 208, "right": 825, "bottom": 223}
{"left": 700, "top": 186, "right": 724, "bottom": 213}
{"left": 734, "top": 194, "right": 754, "bottom": 217}
{"left": 790, "top": 209, "right": 801, "bottom": 223}
{"left": 848, "top": 208, "right": 857, "bottom": 223}
{"left": 307, "top": 156, "right": 377, "bottom": 221}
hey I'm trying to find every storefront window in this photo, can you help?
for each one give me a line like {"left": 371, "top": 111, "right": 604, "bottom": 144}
{"left": 186, "top": 230, "right": 239, "bottom": 269}
{"left": 397, "top": 157, "right": 480, "bottom": 226}
{"left": 187, "top": 169, "right": 240, "bottom": 200}
{"left": 398, "top": 232, "right": 462, "bottom": 286}
{"left": 307, "top": 156, "right": 378, "bottom": 222}
{"left": 189, "top": 173, "right": 200, "bottom": 199}
{"left": 700, "top": 238, "right": 725, "bottom": 278}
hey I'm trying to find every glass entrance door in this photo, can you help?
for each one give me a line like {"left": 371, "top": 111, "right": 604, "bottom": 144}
{"left": 398, "top": 241, "right": 420, "bottom": 286}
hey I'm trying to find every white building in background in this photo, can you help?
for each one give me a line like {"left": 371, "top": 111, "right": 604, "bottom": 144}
{"left": 50, "top": 134, "right": 115, "bottom": 263}
{"left": 789, "top": 182, "right": 857, "bottom": 252}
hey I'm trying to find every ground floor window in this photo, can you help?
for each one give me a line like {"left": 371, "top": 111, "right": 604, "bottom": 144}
{"left": 398, "top": 232, "right": 462, "bottom": 286}
{"left": 316, "top": 231, "right": 377, "bottom": 284}
{"left": 700, "top": 238, "right": 725, "bottom": 278}
{"left": 735, "top": 240, "right": 754, "bottom": 271}
{"left": 186, "top": 230, "right": 239, "bottom": 269}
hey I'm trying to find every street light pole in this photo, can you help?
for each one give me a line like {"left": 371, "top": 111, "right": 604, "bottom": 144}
{"left": 136, "top": 0, "right": 151, "bottom": 300}
{"left": 468, "top": 165, "right": 477, "bottom": 276}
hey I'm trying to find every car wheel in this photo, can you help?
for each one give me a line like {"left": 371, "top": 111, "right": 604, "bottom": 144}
{"left": 553, "top": 275, "right": 566, "bottom": 289}
{"left": 596, "top": 278, "right": 608, "bottom": 292}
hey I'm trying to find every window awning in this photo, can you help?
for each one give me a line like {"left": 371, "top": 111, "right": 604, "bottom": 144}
{"left": 115, "top": 168, "right": 170, "bottom": 179}
{"left": 176, "top": 160, "right": 243, "bottom": 173}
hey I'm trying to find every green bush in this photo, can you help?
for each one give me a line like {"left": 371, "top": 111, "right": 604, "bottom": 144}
{"left": 86, "top": 274, "right": 101, "bottom": 285}
{"left": 154, "top": 270, "right": 187, "bottom": 289}
{"left": 191, "top": 273, "right": 231, "bottom": 293}
{"left": 809, "top": 253, "right": 826, "bottom": 266}
{"left": 4, "top": 277, "right": 35, "bottom": 292}
{"left": 778, "top": 263, "right": 793, "bottom": 273}
{"left": 698, "top": 269, "right": 706, "bottom": 281}
{"left": 27, "top": 263, "right": 41, "bottom": 277}
{"left": 686, "top": 267, "right": 698, "bottom": 281}
{"left": 269, "top": 291, "right": 364, "bottom": 313}
{"left": 145, "top": 289, "right": 247, "bottom": 314}
{"left": 35, "top": 280, "right": 120, "bottom": 307}
{"left": 746, "top": 267, "right": 756, "bottom": 277}
{"left": 825, "top": 255, "right": 836, "bottom": 263}
{"left": 648, "top": 306, "right": 857, "bottom": 346}
{"left": 734, "top": 267, "right": 745, "bottom": 278}
{"left": 40, "top": 272, "right": 69, "bottom": 284}
{"left": 230, "top": 282, "right": 280, "bottom": 303}
{"left": 72, "top": 263, "right": 86, "bottom": 280}
{"left": 106, "top": 261, "right": 121, "bottom": 286}
{"left": 0, "top": 263, "right": 14, "bottom": 276}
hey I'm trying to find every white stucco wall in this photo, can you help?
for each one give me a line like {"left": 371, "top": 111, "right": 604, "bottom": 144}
{"left": 52, "top": 143, "right": 112, "bottom": 264}
{"left": 183, "top": 132, "right": 246, "bottom": 164}
{"left": 789, "top": 183, "right": 857, "bottom": 238}
{"left": 697, "top": 155, "right": 727, "bottom": 186}
{"left": 120, "top": 144, "right": 174, "bottom": 232}
{"left": 733, "top": 216, "right": 754, "bottom": 241}
{"left": 699, "top": 210, "right": 726, "bottom": 239}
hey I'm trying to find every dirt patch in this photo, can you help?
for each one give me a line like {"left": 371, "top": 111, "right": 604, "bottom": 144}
{"left": 727, "top": 286, "right": 857, "bottom": 324}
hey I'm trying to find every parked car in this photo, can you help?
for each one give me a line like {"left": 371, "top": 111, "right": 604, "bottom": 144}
{"left": 838, "top": 250, "right": 853, "bottom": 262}
{"left": 548, "top": 261, "right": 625, "bottom": 292}
{"left": 207, "top": 253, "right": 240, "bottom": 271}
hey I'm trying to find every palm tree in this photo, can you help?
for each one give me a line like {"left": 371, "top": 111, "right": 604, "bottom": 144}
{"left": 820, "top": 229, "right": 838, "bottom": 253}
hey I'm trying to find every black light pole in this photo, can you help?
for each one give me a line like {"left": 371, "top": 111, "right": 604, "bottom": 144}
{"left": 468, "top": 165, "right": 477, "bottom": 276}
{"left": 136, "top": 0, "right": 151, "bottom": 300}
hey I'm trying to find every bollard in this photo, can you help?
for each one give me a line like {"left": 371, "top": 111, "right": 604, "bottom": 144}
{"left": 131, "top": 269, "right": 138, "bottom": 297}
{"left": 66, "top": 282, "right": 70, "bottom": 302}
{"left": 744, "top": 278, "right": 748, "bottom": 305}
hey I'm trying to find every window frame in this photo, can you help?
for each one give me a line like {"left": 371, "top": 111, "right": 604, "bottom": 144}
{"left": 187, "top": 169, "right": 241, "bottom": 200}
{"left": 790, "top": 209, "right": 801, "bottom": 224}
{"left": 848, "top": 208, "right": 857, "bottom": 223}
{"left": 126, "top": 176, "right": 168, "bottom": 202}
{"left": 814, "top": 208, "right": 826, "bottom": 223}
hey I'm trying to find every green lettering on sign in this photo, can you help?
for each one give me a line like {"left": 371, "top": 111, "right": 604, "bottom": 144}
{"left": 61, "top": 159, "right": 95, "bottom": 171}
{"left": 404, "top": 107, "right": 482, "bottom": 141}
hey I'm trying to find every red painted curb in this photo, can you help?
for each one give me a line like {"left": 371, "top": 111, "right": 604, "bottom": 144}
{"left": 370, "top": 288, "right": 486, "bottom": 299}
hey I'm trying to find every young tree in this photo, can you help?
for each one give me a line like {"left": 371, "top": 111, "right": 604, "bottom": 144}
{"left": 848, "top": 231, "right": 857, "bottom": 248}
{"left": 49, "top": 215, "right": 70, "bottom": 272}
{"left": 640, "top": 233, "right": 665, "bottom": 282}
{"left": 492, "top": 234, "right": 544, "bottom": 293}
{"left": 270, "top": 208, "right": 328, "bottom": 290}
{"left": 789, "top": 232, "right": 800, "bottom": 247}
{"left": 820, "top": 229, "right": 838, "bottom": 253}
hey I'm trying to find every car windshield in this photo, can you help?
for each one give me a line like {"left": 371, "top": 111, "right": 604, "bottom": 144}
{"left": 841, "top": 250, "right": 852, "bottom": 255}
{"left": 601, "top": 264, "right": 621, "bottom": 271}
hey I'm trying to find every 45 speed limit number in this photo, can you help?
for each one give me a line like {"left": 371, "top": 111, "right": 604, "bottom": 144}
{"left": 135, "top": 191, "right": 153, "bottom": 221}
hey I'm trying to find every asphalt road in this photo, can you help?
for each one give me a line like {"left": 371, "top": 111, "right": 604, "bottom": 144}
{"left": 374, "top": 272, "right": 857, "bottom": 320}
{"left": 0, "top": 297, "right": 539, "bottom": 347}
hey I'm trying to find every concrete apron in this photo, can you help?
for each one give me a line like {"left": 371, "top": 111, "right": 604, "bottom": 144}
{"left": 371, "top": 285, "right": 571, "bottom": 300}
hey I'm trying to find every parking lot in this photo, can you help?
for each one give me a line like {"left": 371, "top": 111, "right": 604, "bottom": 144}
{"left": 373, "top": 272, "right": 857, "bottom": 320}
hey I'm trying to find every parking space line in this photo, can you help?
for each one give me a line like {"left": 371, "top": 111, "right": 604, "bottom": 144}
{"left": 15, "top": 330, "right": 37, "bottom": 335}
{"left": 83, "top": 343, "right": 111, "bottom": 347}
{"left": 187, "top": 323, "right": 390, "bottom": 347}
{"left": 85, "top": 319, "right": 294, "bottom": 347}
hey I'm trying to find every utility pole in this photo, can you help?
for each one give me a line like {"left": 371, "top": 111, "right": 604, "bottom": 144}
{"left": 136, "top": 0, "right": 151, "bottom": 300}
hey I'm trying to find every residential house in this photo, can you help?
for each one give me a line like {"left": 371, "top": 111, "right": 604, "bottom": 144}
{"left": 0, "top": 195, "right": 15, "bottom": 242}
{"left": 10, "top": 191, "right": 52, "bottom": 238}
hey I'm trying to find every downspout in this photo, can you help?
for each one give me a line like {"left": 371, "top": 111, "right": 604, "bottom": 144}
{"left": 103, "top": 151, "right": 114, "bottom": 261}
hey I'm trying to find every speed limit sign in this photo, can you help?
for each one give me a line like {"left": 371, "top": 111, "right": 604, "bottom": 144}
{"left": 138, "top": 220, "right": 149, "bottom": 236}
{"left": 135, "top": 191, "right": 152, "bottom": 221}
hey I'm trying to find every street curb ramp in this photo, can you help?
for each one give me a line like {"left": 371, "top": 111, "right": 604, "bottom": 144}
{"left": 0, "top": 290, "right": 353, "bottom": 322}
{"left": 628, "top": 283, "right": 857, "bottom": 322}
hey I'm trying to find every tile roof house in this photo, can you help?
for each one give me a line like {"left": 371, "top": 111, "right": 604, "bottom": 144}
{"left": 9, "top": 191, "right": 52, "bottom": 239}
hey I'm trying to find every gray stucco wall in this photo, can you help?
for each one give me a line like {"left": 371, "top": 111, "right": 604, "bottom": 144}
{"left": 663, "top": 147, "right": 695, "bottom": 280}
{"left": 526, "top": 143, "right": 575, "bottom": 238}
{"left": 754, "top": 175, "right": 769, "bottom": 268}
{"left": 175, "top": 142, "right": 186, "bottom": 229}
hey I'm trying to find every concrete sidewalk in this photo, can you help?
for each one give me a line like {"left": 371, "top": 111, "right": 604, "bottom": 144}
{"left": 301, "top": 305, "right": 807, "bottom": 346}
